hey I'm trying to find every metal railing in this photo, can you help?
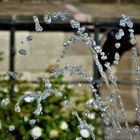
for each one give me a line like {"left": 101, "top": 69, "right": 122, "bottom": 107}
{"left": 0, "top": 16, "right": 140, "bottom": 95}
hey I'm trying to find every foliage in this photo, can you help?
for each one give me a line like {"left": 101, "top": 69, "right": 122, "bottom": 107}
{"left": 0, "top": 68, "right": 102, "bottom": 140}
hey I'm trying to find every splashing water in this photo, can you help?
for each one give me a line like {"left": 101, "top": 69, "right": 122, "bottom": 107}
{"left": 9, "top": 12, "right": 139, "bottom": 140}
{"left": 33, "top": 16, "right": 43, "bottom": 32}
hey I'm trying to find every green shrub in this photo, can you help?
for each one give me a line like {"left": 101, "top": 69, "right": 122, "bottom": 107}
{"left": 0, "top": 68, "right": 102, "bottom": 140}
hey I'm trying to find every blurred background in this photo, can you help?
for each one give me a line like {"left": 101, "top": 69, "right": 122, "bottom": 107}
{"left": 0, "top": 0, "right": 140, "bottom": 139}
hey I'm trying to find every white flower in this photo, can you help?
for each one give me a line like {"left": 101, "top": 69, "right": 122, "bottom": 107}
{"left": 49, "top": 129, "right": 58, "bottom": 138}
{"left": 9, "top": 125, "right": 15, "bottom": 131}
{"left": 60, "top": 121, "right": 68, "bottom": 130}
{"left": 80, "top": 129, "right": 90, "bottom": 138}
{"left": 31, "top": 126, "right": 42, "bottom": 139}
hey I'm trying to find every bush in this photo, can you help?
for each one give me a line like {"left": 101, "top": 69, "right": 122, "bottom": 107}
{"left": 0, "top": 68, "right": 102, "bottom": 140}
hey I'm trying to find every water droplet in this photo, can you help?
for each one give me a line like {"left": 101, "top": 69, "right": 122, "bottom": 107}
{"left": 21, "top": 40, "right": 24, "bottom": 44}
{"left": 35, "top": 25, "right": 43, "bottom": 32}
{"left": 55, "top": 92, "right": 63, "bottom": 97}
{"left": 85, "top": 99, "right": 94, "bottom": 107}
{"left": 114, "top": 52, "right": 120, "bottom": 61}
{"left": 130, "top": 33, "right": 135, "bottom": 38}
{"left": 119, "top": 29, "right": 124, "bottom": 37}
{"left": 9, "top": 125, "right": 15, "bottom": 131}
{"left": 33, "top": 16, "right": 39, "bottom": 23}
{"left": 29, "top": 119, "right": 36, "bottom": 126}
{"left": 88, "top": 113, "right": 95, "bottom": 120}
{"left": 1, "top": 98, "right": 9, "bottom": 106}
{"left": 24, "top": 116, "right": 29, "bottom": 122}
{"left": 104, "top": 118, "right": 110, "bottom": 126}
{"left": 128, "top": 29, "right": 134, "bottom": 33}
{"left": 56, "top": 58, "right": 61, "bottom": 63}
{"left": 64, "top": 100, "right": 72, "bottom": 108}
{"left": 100, "top": 52, "right": 105, "bottom": 56}
{"left": 115, "top": 32, "right": 122, "bottom": 40}
{"left": 45, "top": 82, "right": 52, "bottom": 89}
{"left": 51, "top": 12, "right": 62, "bottom": 21}
{"left": 19, "top": 49, "right": 27, "bottom": 56}
{"left": 115, "top": 43, "right": 121, "bottom": 49}
{"left": 70, "top": 20, "right": 80, "bottom": 29}
{"left": 127, "top": 21, "right": 133, "bottom": 28}
{"left": 62, "top": 10, "right": 70, "bottom": 20}
{"left": 34, "top": 103, "right": 42, "bottom": 116}
{"left": 132, "top": 125, "right": 140, "bottom": 135}
{"left": 44, "top": 11, "right": 52, "bottom": 24}
{"left": 69, "top": 36, "right": 79, "bottom": 44}
{"left": 14, "top": 103, "right": 21, "bottom": 113}
{"left": 92, "top": 88, "right": 97, "bottom": 93}
{"left": 80, "top": 129, "right": 90, "bottom": 138}
{"left": 119, "top": 19, "right": 126, "bottom": 27}
{"left": 77, "top": 27, "right": 85, "bottom": 35}
{"left": 113, "top": 60, "right": 119, "bottom": 65}
{"left": 104, "top": 62, "right": 110, "bottom": 68}
{"left": 26, "top": 35, "right": 33, "bottom": 42}
{"left": 130, "top": 37, "right": 136, "bottom": 45}
{"left": 33, "top": 16, "right": 43, "bottom": 32}
{"left": 101, "top": 55, "right": 107, "bottom": 60}
{"left": 24, "top": 91, "right": 35, "bottom": 103}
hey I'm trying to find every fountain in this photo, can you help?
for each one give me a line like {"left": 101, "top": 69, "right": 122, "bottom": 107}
{"left": 0, "top": 11, "right": 140, "bottom": 139}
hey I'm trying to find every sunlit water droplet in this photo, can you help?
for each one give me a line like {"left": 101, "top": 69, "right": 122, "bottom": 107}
{"left": 51, "top": 11, "right": 62, "bottom": 21}
{"left": 55, "top": 92, "right": 63, "bottom": 97}
{"left": 132, "top": 125, "right": 140, "bottom": 135}
{"left": 19, "top": 49, "right": 27, "bottom": 56}
{"left": 114, "top": 52, "right": 120, "bottom": 61}
{"left": 70, "top": 20, "right": 80, "bottom": 29}
{"left": 14, "top": 103, "right": 21, "bottom": 113}
{"left": 29, "top": 119, "right": 36, "bottom": 126}
{"left": 62, "top": 10, "right": 70, "bottom": 20}
{"left": 64, "top": 100, "right": 72, "bottom": 108}
{"left": 26, "top": 35, "right": 33, "bottom": 42}
{"left": 115, "top": 43, "right": 121, "bottom": 49}
{"left": 45, "top": 82, "right": 52, "bottom": 89}
{"left": 33, "top": 16, "right": 43, "bottom": 32}
{"left": 34, "top": 103, "right": 42, "bottom": 116}
{"left": 44, "top": 11, "right": 51, "bottom": 24}
{"left": 130, "top": 37, "right": 136, "bottom": 45}
{"left": 1, "top": 98, "right": 10, "bottom": 106}
{"left": 24, "top": 116, "right": 29, "bottom": 122}
{"left": 80, "top": 128, "right": 90, "bottom": 138}
{"left": 24, "top": 91, "right": 35, "bottom": 103}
